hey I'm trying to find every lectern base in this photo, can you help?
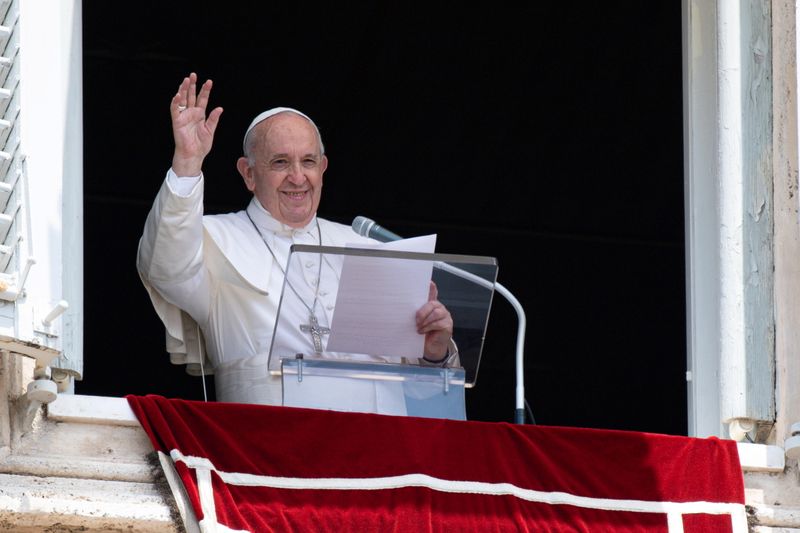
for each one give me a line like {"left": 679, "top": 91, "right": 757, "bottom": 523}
{"left": 281, "top": 359, "right": 466, "bottom": 420}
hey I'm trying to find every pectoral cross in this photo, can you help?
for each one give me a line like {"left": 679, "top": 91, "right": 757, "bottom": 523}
{"left": 299, "top": 314, "right": 331, "bottom": 354}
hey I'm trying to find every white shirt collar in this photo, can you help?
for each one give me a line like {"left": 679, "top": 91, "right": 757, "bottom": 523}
{"left": 246, "top": 197, "right": 318, "bottom": 238}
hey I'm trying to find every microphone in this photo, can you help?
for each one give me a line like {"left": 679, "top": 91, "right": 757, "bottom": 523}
{"left": 352, "top": 216, "right": 403, "bottom": 242}
{"left": 352, "top": 215, "right": 492, "bottom": 290}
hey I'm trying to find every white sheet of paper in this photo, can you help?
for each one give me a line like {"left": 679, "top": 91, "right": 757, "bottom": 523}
{"left": 325, "top": 234, "right": 436, "bottom": 359}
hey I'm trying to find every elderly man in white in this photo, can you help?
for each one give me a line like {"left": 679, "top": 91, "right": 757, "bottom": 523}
{"left": 137, "top": 73, "right": 455, "bottom": 410}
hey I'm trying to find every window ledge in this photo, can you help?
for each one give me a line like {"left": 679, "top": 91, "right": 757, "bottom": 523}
{"left": 48, "top": 396, "right": 790, "bottom": 476}
{"left": 0, "top": 393, "right": 180, "bottom": 531}
{"left": 47, "top": 393, "right": 139, "bottom": 426}
{"left": 737, "top": 442, "right": 785, "bottom": 473}
{"left": 0, "top": 472, "right": 177, "bottom": 532}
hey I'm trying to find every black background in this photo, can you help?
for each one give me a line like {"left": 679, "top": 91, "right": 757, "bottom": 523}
{"left": 79, "top": 3, "right": 686, "bottom": 434}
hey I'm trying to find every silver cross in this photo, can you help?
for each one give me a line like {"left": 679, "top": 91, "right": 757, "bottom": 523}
{"left": 299, "top": 314, "right": 331, "bottom": 354}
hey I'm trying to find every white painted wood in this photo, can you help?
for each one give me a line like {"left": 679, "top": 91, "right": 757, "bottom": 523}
{"left": 14, "top": 0, "right": 83, "bottom": 376}
{"left": 59, "top": 0, "right": 83, "bottom": 380}
{"left": 736, "top": 0, "right": 775, "bottom": 428}
{"left": 683, "top": 0, "right": 775, "bottom": 438}
{"left": 716, "top": 0, "right": 748, "bottom": 432}
{"left": 0, "top": 0, "right": 21, "bottom": 338}
{"left": 682, "top": 0, "right": 723, "bottom": 437}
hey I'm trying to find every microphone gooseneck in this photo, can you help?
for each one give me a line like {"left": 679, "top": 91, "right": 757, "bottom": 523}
{"left": 352, "top": 214, "right": 529, "bottom": 424}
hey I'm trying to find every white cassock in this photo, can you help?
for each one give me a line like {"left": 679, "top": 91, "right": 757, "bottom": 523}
{"left": 137, "top": 170, "right": 420, "bottom": 412}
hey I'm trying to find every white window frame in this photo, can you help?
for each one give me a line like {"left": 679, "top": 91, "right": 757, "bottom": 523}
{"left": 24, "top": 0, "right": 786, "bottom": 446}
{"left": 684, "top": 0, "right": 777, "bottom": 440}
{"left": 13, "top": 0, "right": 83, "bottom": 382}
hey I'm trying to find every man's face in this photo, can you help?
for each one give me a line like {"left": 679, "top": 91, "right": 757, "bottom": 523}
{"left": 238, "top": 113, "right": 327, "bottom": 228}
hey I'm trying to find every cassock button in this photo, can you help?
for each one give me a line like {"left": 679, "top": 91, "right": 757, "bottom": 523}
{"left": 311, "top": 279, "right": 318, "bottom": 286}
{"left": 305, "top": 261, "right": 314, "bottom": 268}
{"left": 326, "top": 305, "right": 334, "bottom": 311}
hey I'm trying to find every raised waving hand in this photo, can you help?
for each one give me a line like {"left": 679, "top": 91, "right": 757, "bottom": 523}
{"left": 170, "top": 73, "right": 224, "bottom": 177}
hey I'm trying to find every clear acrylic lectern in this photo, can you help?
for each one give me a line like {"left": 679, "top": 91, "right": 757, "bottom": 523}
{"left": 267, "top": 244, "right": 497, "bottom": 420}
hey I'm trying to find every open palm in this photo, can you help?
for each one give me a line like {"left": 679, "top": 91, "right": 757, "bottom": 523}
{"left": 170, "top": 73, "right": 223, "bottom": 176}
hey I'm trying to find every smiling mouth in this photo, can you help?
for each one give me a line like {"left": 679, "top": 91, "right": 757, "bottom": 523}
{"left": 282, "top": 191, "right": 308, "bottom": 200}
